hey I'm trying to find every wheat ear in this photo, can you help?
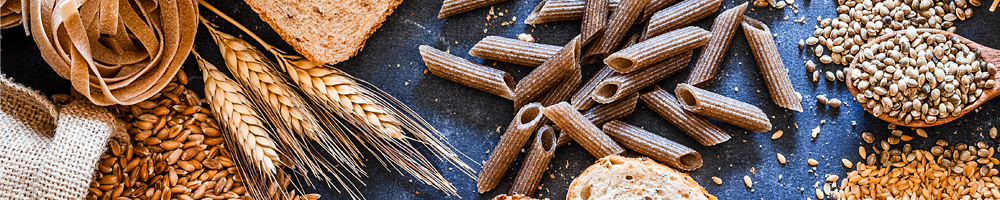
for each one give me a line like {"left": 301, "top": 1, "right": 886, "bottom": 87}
{"left": 199, "top": 0, "right": 476, "bottom": 194}
{"left": 201, "top": 20, "right": 368, "bottom": 199}
{"left": 195, "top": 51, "right": 285, "bottom": 200}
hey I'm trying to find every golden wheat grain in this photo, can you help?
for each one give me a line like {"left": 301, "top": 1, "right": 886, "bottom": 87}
{"left": 201, "top": 22, "right": 367, "bottom": 200}
{"left": 199, "top": 1, "right": 476, "bottom": 196}
{"left": 195, "top": 51, "right": 282, "bottom": 177}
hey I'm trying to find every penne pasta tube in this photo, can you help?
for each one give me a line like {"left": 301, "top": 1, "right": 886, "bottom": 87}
{"left": 514, "top": 36, "right": 581, "bottom": 109}
{"left": 605, "top": 26, "right": 709, "bottom": 73}
{"left": 602, "top": 120, "right": 703, "bottom": 171}
{"left": 742, "top": 16, "right": 803, "bottom": 112}
{"left": 543, "top": 102, "right": 624, "bottom": 158}
{"left": 570, "top": 65, "right": 616, "bottom": 110}
{"left": 439, "top": 0, "right": 505, "bottom": 18}
{"left": 581, "top": 0, "right": 650, "bottom": 64}
{"left": 674, "top": 83, "right": 772, "bottom": 132}
{"left": 558, "top": 92, "right": 638, "bottom": 147}
{"left": 539, "top": 64, "right": 582, "bottom": 106}
{"left": 639, "top": 0, "right": 682, "bottom": 22}
{"left": 525, "top": 0, "right": 621, "bottom": 25}
{"left": 592, "top": 51, "right": 691, "bottom": 103}
{"left": 419, "top": 45, "right": 516, "bottom": 100}
{"left": 509, "top": 125, "right": 559, "bottom": 196}
{"left": 469, "top": 36, "right": 561, "bottom": 67}
{"left": 477, "top": 103, "right": 546, "bottom": 193}
{"left": 642, "top": 0, "right": 722, "bottom": 39}
{"left": 581, "top": 0, "right": 609, "bottom": 44}
{"left": 639, "top": 85, "right": 730, "bottom": 146}
{"left": 686, "top": 3, "right": 747, "bottom": 87}
{"left": 584, "top": 93, "right": 639, "bottom": 127}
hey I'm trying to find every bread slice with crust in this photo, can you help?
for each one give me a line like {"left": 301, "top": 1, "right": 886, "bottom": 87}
{"left": 567, "top": 155, "right": 716, "bottom": 200}
{"left": 243, "top": 0, "right": 403, "bottom": 64}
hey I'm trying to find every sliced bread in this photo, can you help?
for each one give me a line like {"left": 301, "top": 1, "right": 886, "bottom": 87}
{"left": 567, "top": 155, "right": 716, "bottom": 200}
{"left": 243, "top": 0, "right": 403, "bottom": 64}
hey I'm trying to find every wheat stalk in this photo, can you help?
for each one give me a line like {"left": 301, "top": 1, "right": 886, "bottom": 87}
{"left": 199, "top": 0, "right": 476, "bottom": 196}
{"left": 195, "top": 51, "right": 286, "bottom": 199}
{"left": 201, "top": 20, "right": 369, "bottom": 199}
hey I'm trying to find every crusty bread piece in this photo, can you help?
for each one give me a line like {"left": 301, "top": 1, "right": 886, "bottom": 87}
{"left": 492, "top": 194, "right": 550, "bottom": 200}
{"left": 567, "top": 155, "right": 716, "bottom": 200}
{"left": 243, "top": 0, "right": 403, "bottom": 64}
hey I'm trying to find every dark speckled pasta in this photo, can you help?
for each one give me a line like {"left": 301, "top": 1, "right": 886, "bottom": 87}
{"left": 509, "top": 125, "right": 559, "bottom": 196}
{"left": 581, "top": 0, "right": 650, "bottom": 64}
{"left": 543, "top": 102, "right": 624, "bottom": 158}
{"left": 469, "top": 36, "right": 561, "bottom": 67}
{"left": 639, "top": 85, "right": 730, "bottom": 146}
{"left": 514, "top": 36, "right": 581, "bottom": 109}
{"left": 602, "top": 120, "right": 703, "bottom": 171}
{"left": 525, "top": 0, "right": 621, "bottom": 25}
{"left": 642, "top": 0, "right": 722, "bottom": 39}
{"left": 742, "top": 16, "right": 803, "bottom": 112}
{"left": 674, "top": 83, "right": 772, "bottom": 132}
{"left": 571, "top": 65, "right": 616, "bottom": 110}
{"left": 591, "top": 51, "right": 691, "bottom": 103}
{"left": 686, "top": 3, "right": 747, "bottom": 87}
{"left": 476, "top": 103, "right": 546, "bottom": 193}
{"left": 419, "top": 45, "right": 516, "bottom": 100}
{"left": 604, "top": 26, "right": 709, "bottom": 73}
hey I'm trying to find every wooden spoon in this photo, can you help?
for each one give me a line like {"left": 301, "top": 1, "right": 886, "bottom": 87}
{"left": 846, "top": 28, "right": 1000, "bottom": 127}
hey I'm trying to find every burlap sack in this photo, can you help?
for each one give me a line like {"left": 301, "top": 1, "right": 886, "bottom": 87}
{"left": 0, "top": 75, "right": 119, "bottom": 199}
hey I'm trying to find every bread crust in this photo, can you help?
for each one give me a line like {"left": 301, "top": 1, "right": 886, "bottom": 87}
{"left": 243, "top": 0, "right": 405, "bottom": 64}
{"left": 566, "top": 155, "right": 716, "bottom": 200}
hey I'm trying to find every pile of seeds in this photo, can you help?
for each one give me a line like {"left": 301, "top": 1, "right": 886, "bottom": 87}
{"left": 86, "top": 71, "right": 319, "bottom": 200}
{"left": 850, "top": 29, "right": 995, "bottom": 124}
{"left": 822, "top": 129, "right": 1000, "bottom": 199}
{"left": 804, "top": 0, "right": 981, "bottom": 68}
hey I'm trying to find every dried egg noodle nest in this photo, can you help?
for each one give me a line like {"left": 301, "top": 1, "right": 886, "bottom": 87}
{"left": 0, "top": 0, "right": 25, "bottom": 29}
{"left": 29, "top": 0, "right": 197, "bottom": 105}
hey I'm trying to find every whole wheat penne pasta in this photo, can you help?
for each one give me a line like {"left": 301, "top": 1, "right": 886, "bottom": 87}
{"left": 439, "top": 0, "right": 505, "bottom": 18}
{"left": 602, "top": 120, "right": 702, "bottom": 171}
{"left": 674, "top": 83, "right": 772, "bottom": 132}
{"left": 584, "top": 93, "right": 639, "bottom": 127}
{"left": 514, "top": 36, "right": 581, "bottom": 109}
{"left": 639, "top": 85, "right": 730, "bottom": 146}
{"left": 525, "top": 0, "right": 621, "bottom": 25}
{"left": 570, "top": 65, "right": 616, "bottom": 110}
{"left": 557, "top": 93, "right": 637, "bottom": 147}
{"left": 543, "top": 102, "right": 624, "bottom": 158}
{"left": 605, "top": 27, "right": 709, "bottom": 73}
{"left": 539, "top": 64, "right": 582, "bottom": 106}
{"left": 743, "top": 16, "right": 803, "bottom": 112}
{"left": 469, "top": 36, "right": 561, "bottom": 67}
{"left": 592, "top": 51, "right": 691, "bottom": 103}
{"left": 642, "top": 0, "right": 722, "bottom": 39}
{"left": 477, "top": 103, "right": 546, "bottom": 193}
{"left": 581, "top": 0, "right": 608, "bottom": 44}
{"left": 581, "top": 0, "right": 650, "bottom": 64}
{"left": 419, "top": 45, "right": 516, "bottom": 100}
{"left": 508, "top": 125, "right": 559, "bottom": 196}
{"left": 639, "top": 0, "right": 681, "bottom": 22}
{"left": 686, "top": 3, "right": 747, "bottom": 87}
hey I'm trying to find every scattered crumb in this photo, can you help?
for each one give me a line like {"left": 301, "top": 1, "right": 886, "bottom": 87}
{"left": 518, "top": 33, "right": 535, "bottom": 43}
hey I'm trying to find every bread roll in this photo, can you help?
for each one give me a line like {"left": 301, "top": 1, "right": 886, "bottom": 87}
{"left": 567, "top": 155, "right": 716, "bottom": 200}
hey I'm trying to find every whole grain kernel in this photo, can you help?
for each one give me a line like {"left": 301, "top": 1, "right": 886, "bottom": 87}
{"left": 777, "top": 153, "right": 788, "bottom": 164}
{"left": 862, "top": 132, "right": 874, "bottom": 144}
{"left": 744, "top": 175, "right": 753, "bottom": 189}
{"left": 772, "top": 130, "right": 784, "bottom": 140}
{"left": 842, "top": 158, "right": 853, "bottom": 168}
{"left": 712, "top": 177, "right": 723, "bottom": 185}
{"left": 808, "top": 159, "right": 819, "bottom": 166}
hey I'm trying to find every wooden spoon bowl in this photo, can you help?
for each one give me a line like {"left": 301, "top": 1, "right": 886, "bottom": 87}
{"left": 845, "top": 28, "right": 1000, "bottom": 127}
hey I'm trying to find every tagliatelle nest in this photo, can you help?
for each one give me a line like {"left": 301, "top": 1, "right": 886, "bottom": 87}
{"left": 28, "top": 0, "right": 197, "bottom": 105}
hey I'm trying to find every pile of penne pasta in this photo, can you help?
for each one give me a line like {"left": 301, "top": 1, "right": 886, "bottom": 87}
{"left": 424, "top": 0, "right": 804, "bottom": 196}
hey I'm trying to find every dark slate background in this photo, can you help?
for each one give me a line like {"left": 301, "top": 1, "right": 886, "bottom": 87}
{"left": 3, "top": 0, "right": 999, "bottom": 199}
